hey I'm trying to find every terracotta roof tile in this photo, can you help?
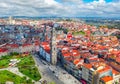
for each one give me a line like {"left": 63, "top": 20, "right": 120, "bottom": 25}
{"left": 83, "top": 63, "right": 92, "bottom": 69}
{"left": 100, "top": 76, "right": 113, "bottom": 82}
{"left": 0, "top": 48, "right": 8, "bottom": 53}
{"left": 112, "top": 69, "right": 119, "bottom": 75}
{"left": 97, "top": 66, "right": 111, "bottom": 74}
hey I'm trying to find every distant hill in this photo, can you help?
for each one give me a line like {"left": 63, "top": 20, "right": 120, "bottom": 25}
{"left": 0, "top": 16, "right": 120, "bottom": 20}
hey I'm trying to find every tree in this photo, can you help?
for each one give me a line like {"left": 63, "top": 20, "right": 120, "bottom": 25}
{"left": 115, "top": 82, "right": 118, "bottom": 84}
{"left": 10, "top": 52, "right": 19, "bottom": 56}
{"left": 63, "top": 29, "right": 68, "bottom": 34}
{"left": 23, "top": 76, "right": 27, "bottom": 80}
{"left": 27, "top": 79, "right": 32, "bottom": 83}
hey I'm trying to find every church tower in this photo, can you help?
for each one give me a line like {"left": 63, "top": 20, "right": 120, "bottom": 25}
{"left": 50, "top": 24, "right": 57, "bottom": 65}
{"left": 9, "top": 16, "right": 13, "bottom": 24}
{"left": 41, "top": 24, "right": 46, "bottom": 42}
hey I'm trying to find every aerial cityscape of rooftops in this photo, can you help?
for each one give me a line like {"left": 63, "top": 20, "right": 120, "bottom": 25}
{"left": 0, "top": 0, "right": 120, "bottom": 84}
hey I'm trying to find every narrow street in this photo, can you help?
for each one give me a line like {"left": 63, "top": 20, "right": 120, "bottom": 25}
{"left": 32, "top": 54, "right": 81, "bottom": 84}
{"left": 32, "top": 54, "right": 64, "bottom": 84}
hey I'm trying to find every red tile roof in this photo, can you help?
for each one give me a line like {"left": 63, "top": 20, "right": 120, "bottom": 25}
{"left": 112, "top": 69, "right": 119, "bottom": 75}
{"left": 41, "top": 42, "right": 49, "bottom": 46}
{"left": 100, "top": 76, "right": 113, "bottom": 82}
{"left": 73, "top": 59, "right": 81, "bottom": 65}
{"left": 83, "top": 63, "right": 92, "bottom": 69}
{"left": 67, "top": 34, "right": 72, "bottom": 39}
{"left": 116, "top": 57, "right": 120, "bottom": 63}
{"left": 22, "top": 43, "right": 32, "bottom": 47}
{"left": 8, "top": 44, "right": 19, "bottom": 48}
{"left": 97, "top": 66, "right": 111, "bottom": 74}
{"left": 62, "top": 47, "right": 70, "bottom": 54}
{"left": 62, "top": 52, "right": 71, "bottom": 57}
{"left": 42, "top": 45, "right": 50, "bottom": 54}
{"left": 71, "top": 50, "right": 80, "bottom": 57}
{"left": 0, "top": 48, "right": 8, "bottom": 53}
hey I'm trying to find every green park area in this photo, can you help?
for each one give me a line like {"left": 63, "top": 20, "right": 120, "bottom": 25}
{"left": 0, "top": 59, "right": 9, "bottom": 68}
{"left": 0, "top": 52, "right": 41, "bottom": 83}
{"left": 72, "top": 31, "right": 85, "bottom": 36}
{"left": 18, "top": 56, "right": 41, "bottom": 81}
{"left": 0, "top": 70, "right": 29, "bottom": 84}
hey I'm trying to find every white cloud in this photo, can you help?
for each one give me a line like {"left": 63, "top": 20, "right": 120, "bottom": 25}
{"left": 61, "top": 0, "right": 83, "bottom": 3}
{"left": 0, "top": 0, "right": 119, "bottom": 17}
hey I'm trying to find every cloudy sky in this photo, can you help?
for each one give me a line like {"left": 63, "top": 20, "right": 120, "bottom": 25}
{"left": 0, "top": 0, "right": 120, "bottom": 17}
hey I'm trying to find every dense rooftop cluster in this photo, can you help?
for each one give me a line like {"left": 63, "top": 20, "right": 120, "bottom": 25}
{"left": 0, "top": 18, "right": 120, "bottom": 84}
{"left": 39, "top": 20, "right": 120, "bottom": 84}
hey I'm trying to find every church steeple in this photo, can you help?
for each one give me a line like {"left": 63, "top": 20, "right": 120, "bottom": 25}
{"left": 50, "top": 23, "right": 57, "bottom": 65}
{"left": 41, "top": 24, "right": 46, "bottom": 42}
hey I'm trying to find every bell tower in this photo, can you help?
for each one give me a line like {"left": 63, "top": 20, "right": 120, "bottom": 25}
{"left": 50, "top": 23, "right": 57, "bottom": 65}
{"left": 41, "top": 24, "right": 46, "bottom": 42}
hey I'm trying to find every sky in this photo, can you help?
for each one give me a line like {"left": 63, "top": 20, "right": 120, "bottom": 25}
{"left": 0, "top": 0, "right": 120, "bottom": 17}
